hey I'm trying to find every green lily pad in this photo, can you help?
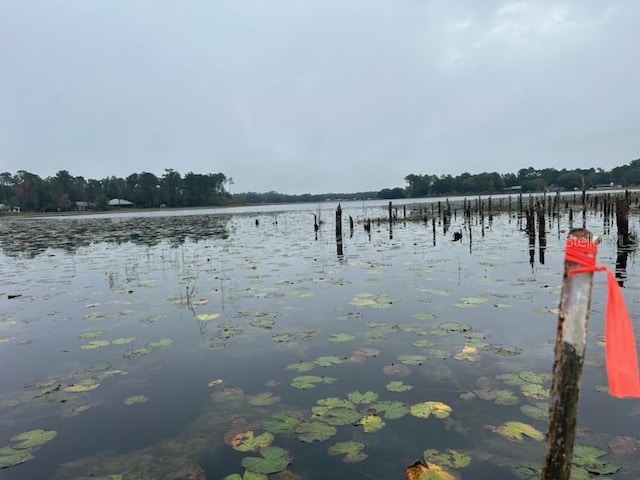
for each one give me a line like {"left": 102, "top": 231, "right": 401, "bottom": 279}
{"left": 438, "top": 322, "right": 472, "bottom": 333}
{"left": 371, "top": 401, "right": 409, "bottom": 420}
{"left": 311, "top": 397, "right": 356, "bottom": 415}
{"left": 123, "top": 395, "right": 147, "bottom": 406}
{"left": 454, "top": 296, "right": 490, "bottom": 308}
{"left": 249, "top": 318, "right": 275, "bottom": 329}
{"left": 80, "top": 340, "right": 112, "bottom": 350}
{"left": 350, "top": 293, "right": 396, "bottom": 309}
{"left": 285, "top": 361, "right": 315, "bottom": 372}
{"left": 64, "top": 378, "right": 101, "bottom": 392}
{"left": 573, "top": 444, "right": 620, "bottom": 475}
{"left": 412, "top": 313, "right": 436, "bottom": 321}
{"left": 328, "top": 441, "right": 368, "bottom": 463}
{"left": 347, "top": 391, "right": 379, "bottom": 404}
{"left": 398, "top": 354, "right": 427, "bottom": 366}
{"left": 231, "top": 431, "right": 274, "bottom": 452}
{"left": 271, "top": 332, "right": 296, "bottom": 342}
{"left": 423, "top": 449, "right": 471, "bottom": 469}
{"left": 0, "top": 446, "right": 35, "bottom": 468}
{"left": 197, "top": 313, "right": 221, "bottom": 321}
{"left": 10, "top": 429, "right": 57, "bottom": 449}
{"left": 410, "top": 401, "right": 452, "bottom": 419}
{"left": 327, "top": 333, "right": 356, "bottom": 343}
{"left": 79, "top": 330, "right": 107, "bottom": 339}
{"left": 147, "top": 338, "right": 174, "bottom": 348}
{"left": 492, "top": 421, "right": 544, "bottom": 442}
{"left": 241, "top": 446, "right": 291, "bottom": 474}
{"left": 316, "top": 407, "right": 362, "bottom": 426}
{"left": 520, "top": 403, "right": 548, "bottom": 421}
{"left": 295, "top": 421, "right": 337, "bottom": 443}
{"left": 290, "top": 375, "right": 336, "bottom": 389}
{"left": 385, "top": 381, "right": 413, "bottom": 392}
{"left": 263, "top": 413, "right": 304, "bottom": 435}
{"left": 355, "top": 413, "right": 385, "bottom": 433}
{"left": 248, "top": 392, "right": 281, "bottom": 407}
{"left": 520, "top": 383, "right": 550, "bottom": 400}
{"left": 111, "top": 337, "right": 136, "bottom": 345}
{"left": 313, "top": 356, "right": 344, "bottom": 367}
{"left": 412, "top": 339, "right": 436, "bottom": 349}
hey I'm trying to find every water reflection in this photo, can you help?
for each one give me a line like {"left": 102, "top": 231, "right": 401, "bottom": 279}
{"left": 0, "top": 214, "right": 231, "bottom": 258}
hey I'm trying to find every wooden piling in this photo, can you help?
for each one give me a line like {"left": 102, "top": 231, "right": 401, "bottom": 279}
{"left": 336, "top": 204, "right": 343, "bottom": 257}
{"left": 541, "top": 229, "right": 596, "bottom": 480}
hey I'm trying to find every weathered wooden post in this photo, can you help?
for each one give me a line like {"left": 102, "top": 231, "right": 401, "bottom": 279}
{"left": 541, "top": 229, "right": 595, "bottom": 480}
{"left": 431, "top": 217, "right": 436, "bottom": 246}
{"left": 388, "top": 201, "right": 393, "bottom": 240}
{"left": 538, "top": 203, "right": 546, "bottom": 265}
{"left": 336, "top": 204, "right": 343, "bottom": 257}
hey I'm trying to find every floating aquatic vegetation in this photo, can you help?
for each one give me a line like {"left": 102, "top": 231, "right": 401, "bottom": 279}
{"left": 484, "top": 344, "right": 522, "bottom": 357}
{"left": 0, "top": 320, "right": 17, "bottom": 328}
{"left": 412, "top": 313, "right": 436, "bottom": 321}
{"left": 123, "top": 395, "right": 147, "bottom": 406}
{"left": 295, "top": 421, "right": 337, "bottom": 442}
{"left": 383, "top": 364, "right": 412, "bottom": 378}
{"left": 454, "top": 296, "right": 490, "bottom": 308}
{"left": 437, "top": 322, "right": 472, "bottom": 333}
{"left": 404, "top": 460, "right": 459, "bottom": 480}
{"left": 64, "top": 378, "right": 101, "bottom": 393}
{"left": 79, "top": 330, "right": 107, "bottom": 339}
{"left": 347, "top": 391, "right": 378, "bottom": 404}
{"left": 328, "top": 441, "right": 367, "bottom": 463}
{"left": 111, "top": 337, "right": 136, "bottom": 345}
{"left": 572, "top": 444, "right": 620, "bottom": 475}
{"left": 286, "top": 362, "right": 315, "bottom": 373}
{"left": 327, "top": 333, "right": 356, "bottom": 343}
{"left": 410, "top": 401, "right": 452, "bottom": 420}
{"left": 470, "top": 378, "right": 519, "bottom": 406}
{"left": 488, "top": 421, "right": 544, "bottom": 442}
{"left": 249, "top": 319, "right": 275, "bottom": 329}
{"left": 398, "top": 354, "right": 426, "bottom": 366}
{"left": 215, "top": 325, "right": 244, "bottom": 341}
{"left": 385, "top": 381, "right": 413, "bottom": 392}
{"left": 231, "top": 431, "right": 274, "bottom": 452}
{"left": 10, "top": 429, "right": 57, "bottom": 449}
{"left": 211, "top": 386, "right": 244, "bottom": 403}
{"left": 290, "top": 376, "right": 336, "bottom": 390}
{"left": 248, "top": 392, "right": 281, "bottom": 407}
{"left": 423, "top": 289, "right": 451, "bottom": 296}
{"left": 355, "top": 413, "right": 385, "bottom": 433}
{"left": 124, "top": 338, "right": 174, "bottom": 359}
{"left": 314, "top": 407, "right": 362, "bottom": 426}
{"left": 272, "top": 332, "right": 296, "bottom": 343}
{"left": 350, "top": 293, "right": 396, "bottom": 309}
{"left": 422, "top": 449, "right": 470, "bottom": 470}
{"left": 197, "top": 313, "right": 221, "bottom": 322}
{"left": 520, "top": 383, "right": 550, "bottom": 400}
{"left": 313, "top": 356, "right": 344, "bottom": 367}
{"left": 64, "top": 403, "right": 92, "bottom": 416}
{"left": 412, "top": 339, "right": 435, "bottom": 349}
{"left": 208, "top": 379, "right": 224, "bottom": 387}
{"left": 263, "top": 413, "right": 304, "bottom": 435}
{"left": 453, "top": 345, "right": 480, "bottom": 362}
{"left": 311, "top": 397, "right": 355, "bottom": 415}
{"left": 0, "top": 446, "right": 34, "bottom": 469}
{"left": 80, "top": 340, "right": 112, "bottom": 350}
{"left": 370, "top": 400, "right": 409, "bottom": 420}
{"left": 241, "top": 446, "right": 291, "bottom": 475}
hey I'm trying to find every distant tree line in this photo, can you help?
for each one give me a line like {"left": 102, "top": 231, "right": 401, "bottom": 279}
{"left": 0, "top": 169, "right": 230, "bottom": 212}
{"left": 401, "top": 160, "right": 640, "bottom": 198}
{"left": 233, "top": 190, "right": 379, "bottom": 204}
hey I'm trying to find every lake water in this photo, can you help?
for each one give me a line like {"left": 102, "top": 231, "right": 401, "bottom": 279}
{"left": 1, "top": 200, "right": 639, "bottom": 479}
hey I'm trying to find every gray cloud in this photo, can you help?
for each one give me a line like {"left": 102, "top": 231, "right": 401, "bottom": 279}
{"left": 1, "top": 0, "right": 638, "bottom": 194}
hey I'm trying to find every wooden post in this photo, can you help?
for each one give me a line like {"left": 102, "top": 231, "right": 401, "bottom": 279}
{"left": 388, "top": 201, "right": 393, "bottom": 240}
{"left": 336, "top": 204, "right": 343, "bottom": 257}
{"left": 541, "top": 228, "right": 596, "bottom": 480}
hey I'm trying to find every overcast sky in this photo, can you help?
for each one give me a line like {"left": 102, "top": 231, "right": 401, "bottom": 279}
{"left": 1, "top": 1, "right": 639, "bottom": 194}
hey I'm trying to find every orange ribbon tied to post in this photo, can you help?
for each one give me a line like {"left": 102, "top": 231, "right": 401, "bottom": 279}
{"left": 565, "top": 237, "right": 640, "bottom": 398}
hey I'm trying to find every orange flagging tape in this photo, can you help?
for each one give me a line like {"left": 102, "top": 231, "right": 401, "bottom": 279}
{"left": 565, "top": 238, "right": 640, "bottom": 398}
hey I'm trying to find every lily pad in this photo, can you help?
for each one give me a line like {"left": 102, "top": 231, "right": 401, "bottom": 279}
{"left": 347, "top": 391, "right": 379, "bottom": 404}
{"left": 290, "top": 375, "right": 336, "bottom": 389}
{"left": 0, "top": 446, "right": 34, "bottom": 468}
{"left": 423, "top": 449, "right": 471, "bottom": 469}
{"left": 111, "top": 337, "right": 136, "bottom": 345}
{"left": 80, "top": 340, "right": 112, "bottom": 350}
{"left": 10, "top": 429, "right": 57, "bottom": 449}
{"left": 404, "top": 459, "right": 458, "bottom": 480}
{"left": 327, "top": 333, "right": 356, "bottom": 343}
{"left": 437, "top": 322, "right": 472, "bottom": 333}
{"left": 328, "top": 441, "right": 368, "bottom": 463}
{"left": 492, "top": 421, "right": 544, "bottom": 442}
{"left": 410, "top": 401, "right": 452, "bottom": 419}
{"left": 79, "top": 330, "right": 107, "bottom": 339}
{"left": 313, "top": 356, "right": 344, "bottom": 367}
{"left": 263, "top": 413, "right": 304, "bottom": 435}
{"left": 231, "top": 431, "right": 274, "bottom": 452}
{"left": 453, "top": 345, "right": 480, "bottom": 362}
{"left": 295, "top": 421, "right": 337, "bottom": 443}
{"left": 573, "top": 444, "right": 620, "bottom": 475}
{"left": 311, "top": 397, "right": 356, "bottom": 415}
{"left": 64, "top": 378, "right": 101, "bottom": 392}
{"left": 197, "top": 313, "right": 221, "bottom": 321}
{"left": 520, "top": 403, "right": 548, "bottom": 421}
{"left": 398, "top": 354, "right": 427, "bottom": 366}
{"left": 385, "top": 381, "right": 413, "bottom": 392}
{"left": 241, "top": 446, "right": 291, "bottom": 474}
{"left": 355, "top": 413, "right": 385, "bottom": 433}
{"left": 147, "top": 338, "right": 174, "bottom": 348}
{"left": 454, "top": 296, "right": 490, "bottom": 308}
{"left": 285, "top": 361, "right": 315, "bottom": 372}
{"left": 248, "top": 392, "right": 281, "bottom": 407}
{"left": 370, "top": 400, "right": 410, "bottom": 420}
{"left": 315, "top": 407, "right": 362, "bottom": 426}
{"left": 123, "top": 395, "right": 147, "bottom": 406}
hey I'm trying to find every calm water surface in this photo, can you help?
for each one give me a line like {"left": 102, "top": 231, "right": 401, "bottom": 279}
{"left": 1, "top": 201, "right": 639, "bottom": 479}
